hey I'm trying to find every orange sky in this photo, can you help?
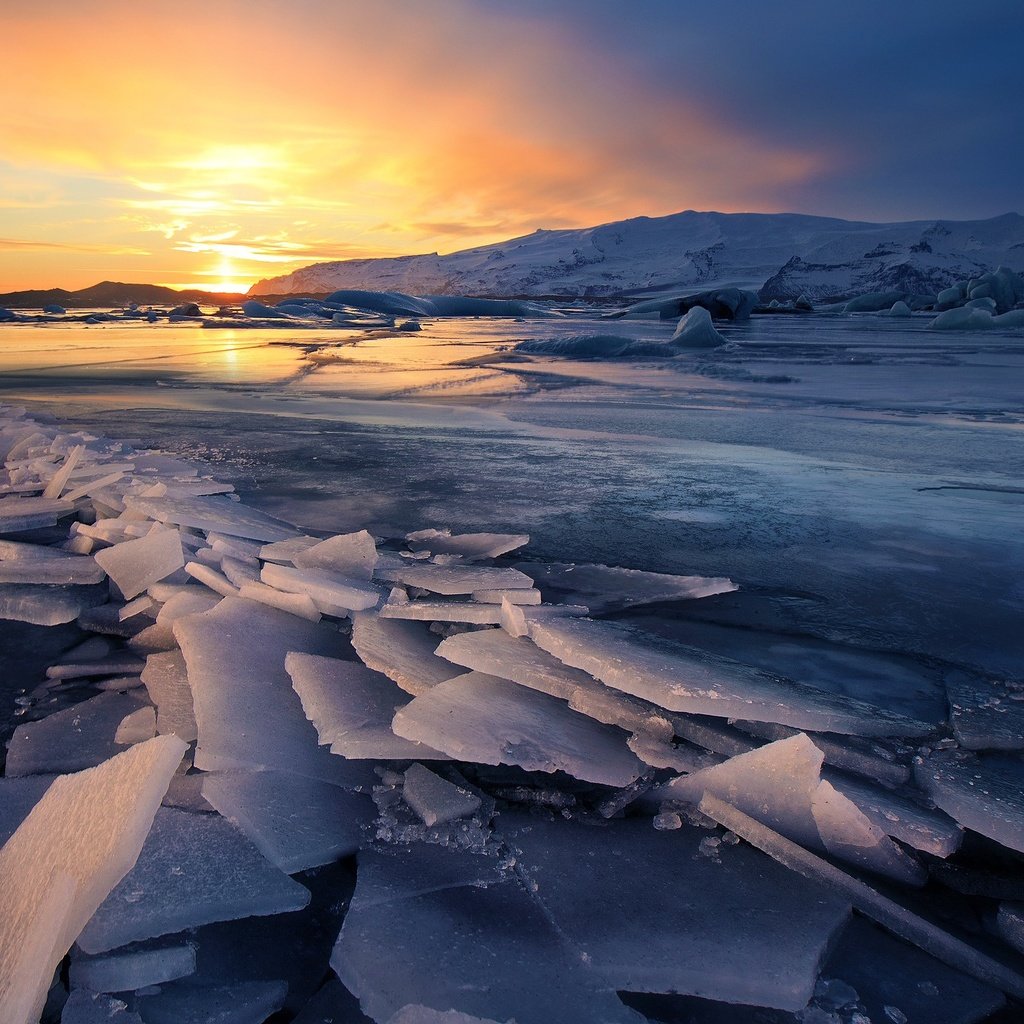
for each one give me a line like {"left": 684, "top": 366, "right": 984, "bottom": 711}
{"left": 0, "top": 0, "right": 829, "bottom": 292}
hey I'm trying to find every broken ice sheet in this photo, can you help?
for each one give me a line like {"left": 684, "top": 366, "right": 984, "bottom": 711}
{"left": 293, "top": 529, "right": 378, "bottom": 579}
{"left": 261, "top": 560, "right": 381, "bottom": 614}
{"left": 664, "top": 735, "right": 925, "bottom": 885}
{"left": 407, "top": 528, "right": 529, "bottom": 561}
{"left": 69, "top": 940, "right": 197, "bottom": 993}
{"left": 374, "top": 562, "right": 534, "bottom": 595}
{"left": 0, "top": 547, "right": 105, "bottom": 585}
{"left": 516, "top": 560, "right": 736, "bottom": 612}
{"left": 94, "top": 529, "right": 184, "bottom": 599}
{"left": 0, "top": 736, "right": 185, "bottom": 1024}
{"left": 915, "top": 751, "right": 1024, "bottom": 854}
{"left": 392, "top": 671, "right": 645, "bottom": 786}
{"left": 350, "top": 612, "right": 458, "bottom": 696}
{"left": 134, "top": 980, "right": 288, "bottom": 1024}
{"left": 530, "top": 617, "right": 933, "bottom": 737}
{"left": 201, "top": 769, "right": 374, "bottom": 873}
{"left": 141, "top": 650, "right": 198, "bottom": 742}
{"left": 946, "top": 669, "right": 1024, "bottom": 751}
{"left": 174, "top": 597, "right": 371, "bottom": 787}
{"left": 60, "top": 991, "right": 143, "bottom": 1024}
{"left": 0, "top": 775, "right": 55, "bottom": 845}
{"left": 5, "top": 691, "right": 151, "bottom": 777}
{"left": 333, "top": 843, "right": 645, "bottom": 1024}
{"left": 76, "top": 806, "right": 310, "bottom": 953}
{"left": 0, "top": 582, "right": 100, "bottom": 625}
{"left": 497, "top": 810, "right": 850, "bottom": 1011}
{"left": 125, "top": 494, "right": 298, "bottom": 541}
{"left": 286, "top": 652, "right": 444, "bottom": 759}
{"left": 402, "top": 763, "right": 481, "bottom": 826}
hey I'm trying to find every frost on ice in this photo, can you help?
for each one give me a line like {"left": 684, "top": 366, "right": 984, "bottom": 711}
{"left": 1, "top": 403, "right": 1023, "bottom": 1023}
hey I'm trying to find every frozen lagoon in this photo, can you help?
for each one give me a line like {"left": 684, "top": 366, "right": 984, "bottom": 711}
{"left": 1, "top": 305, "right": 1023, "bottom": 1023}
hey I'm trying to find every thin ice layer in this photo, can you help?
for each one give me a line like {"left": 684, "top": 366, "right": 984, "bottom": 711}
{"left": 915, "top": 752, "right": 1024, "bottom": 854}
{"left": 287, "top": 653, "right": 444, "bottom": 759}
{"left": 530, "top": 618, "right": 932, "bottom": 737}
{"left": 498, "top": 811, "right": 850, "bottom": 1010}
{"left": 77, "top": 806, "right": 310, "bottom": 953}
{"left": 351, "top": 613, "right": 458, "bottom": 695}
{"left": 94, "top": 530, "right": 184, "bottom": 599}
{"left": 516, "top": 561, "right": 736, "bottom": 613}
{"left": 946, "top": 670, "right": 1024, "bottom": 751}
{"left": 292, "top": 529, "right": 378, "bottom": 579}
{"left": 141, "top": 650, "right": 197, "bottom": 743}
{"left": 125, "top": 494, "right": 298, "bottom": 542}
{"left": 407, "top": 528, "right": 529, "bottom": 561}
{"left": 202, "top": 769, "right": 374, "bottom": 874}
{"left": 374, "top": 563, "right": 534, "bottom": 595}
{"left": 261, "top": 561, "right": 381, "bottom": 613}
{"left": 174, "top": 597, "right": 360, "bottom": 786}
{"left": 0, "top": 736, "right": 185, "bottom": 1024}
{"left": 333, "top": 843, "right": 645, "bottom": 1024}
{"left": 135, "top": 980, "right": 288, "bottom": 1024}
{"left": 392, "top": 671, "right": 644, "bottom": 787}
{"left": 70, "top": 941, "right": 197, "bottom": 993}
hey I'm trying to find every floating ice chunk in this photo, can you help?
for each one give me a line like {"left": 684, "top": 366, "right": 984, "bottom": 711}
{"left": 70, "top": 941, "right": 196, "bottom": 993}
{"left": 0, "top": 547, "right": 104, "bottom": 585}
{"left": 207, "top": 532, "right": 262, "bottom": 561}
{"left": 219, "top": 555, "right": 261, "bottom": 587}
{"left": 403, "top": 763, "right": 481, "bottom": 826}
{"left": 94, "top": 530, "right": 184, "bottom": 599}
{"left": 174, "top": 597, "right": 359, "bottom": 785}
{"left": 184, "top": 560, "right": 240, "bottom": 597}
{"left": 334, "top": 843, "right": 644, "bottom": 1024}
{"left": 407, "top": 528, "right": 529, "bottom": 561}
{"left": 393, "top": 672, "right": 644, "bottom": 786}
{"left": 292, "top": 529, "right": 378, "bottom": 580}
{"left": 114, "top": 705, "right": 156, "bottom": 745}
{"left": 915, "top": 752, "right": 1024, "bottom": 854}
{"left": 261, "top": 561, "right": 380, "bottom": 614}
{"left": 530, "top": 618, "right": 932, "bottom": 737}
{"left": 135, "top": 980, "right": 288, "bottom": 1024}
{"left": 60, "top": 991, "right": 143, "bottom": 1023}
{"left": 0, "top": 583, "right": 94, "bottom": 625}
{"left": 118, "top": 594, "right": 154, "bottom": 621}
{"left": 238, "top": 581, "right": 321, "bottom": 621}
{"left": 887, "top": 300, "right": 913, "bottom": 317}
{"left": 125, "top": 494, "right": 297, "bottom": 542}
{"left": 351, "top": 613, "right": 458, "bottom": 696}
{"left": 827, "top": 771, "right": 962, "bottom": 858}
{"left": 258, "top": 535, "right": 319, "bottom": 563}
{"left": 946, "top": 670, "right": 1024, "bottom": 751}
{"left": 0, "top": 736, "right": 184, "bottom": 1024}
{"left": 154, "top": 587, "right": 221, "bottom": 625}
{"left": 699, "top": 794, "right": 1024, "bottom": 1001}
{"left": 498, "top": 810, "right": 849, "bottom": 1010}
{"left": 0, "top": 496, "right": 75, "bottom": 533}
{"left": 375, "top": 563, "right": 534, "bottom": 595}
{"left": 670, "top": 306, "right": 726, "bottom": 348}
{"left": 435, "top": 628, "right": 673, "bottom": 739}
{"left": 6, "top": 691, "right": 150, "bottom": 776}
{"left": 665, "top": 735, "right": 924, "bottom": 884}
{"left": 77, "top": 806, "right": 310, "bottom": 953}
{"left": 287, "top": 653, "right": 443, "bottom": 759}
{"left": 929, "top": 307, "right": 994, "bottom": 330}
{"left": 201, "top": 769, "right": 373, "bottom": 874}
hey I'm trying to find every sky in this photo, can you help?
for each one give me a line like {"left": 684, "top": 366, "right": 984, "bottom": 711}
{"left": 1, "top": 0, "right": 1021, "bottom": 292}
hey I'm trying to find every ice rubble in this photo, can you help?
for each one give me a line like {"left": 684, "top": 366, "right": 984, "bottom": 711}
{"left": 1, "top": 402, "right": 1023, "bottom": 1023}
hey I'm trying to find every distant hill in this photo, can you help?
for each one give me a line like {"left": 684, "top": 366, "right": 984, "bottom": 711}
{"left": 0, "top": 281, "right": 246, "bottom": 310}
{"left": 249, "top": 210, "right": 1024, "bottom": 302}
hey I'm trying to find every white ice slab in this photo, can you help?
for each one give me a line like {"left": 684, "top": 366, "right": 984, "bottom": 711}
{"left": 402, "top": 763, "right": 481, "bottom": 826}
{"left": 293, "top": 529, "right": 378, "bottom": 580}
{"left": 141, "top": 651, "right": 197, "bottom": 742}
{"left": 202, "top": 769, "right": 374, "bottom": 874}
{"left": 94, "top": 530, "right": 184, "bottom": 599}
{"left": 407, "top": 528, "right": 529, "bottom": 561}
{"left": 77, "top": 806, "right": 310, "bottom": 953}
{"left": 135, "top": 980, "right": 288, "bottom": 1024}
{"left": 0, "top": 548, "right": 104, "bottom": 585}
{"left": 287, "top": 653, "right": 444, "bottom": 759}
{"left": 375, "top": 563, "right": 534, "bottom": 595}
{"left": 530, "top": 618, "right": 933, "bottom": 737}
{"left": 261, "top": 561, "right": 380, "bottom": 614}
{"left": 125, "top": 494, "right": 298, "bottom": 542}
{"left": 393, "top": 672, "right": 644, "bottom": 787}
{"left": 174, "top": 597, "right": 361, "bottom": 786}
{"left": 70, "top": 941, "right": 196, "bottom": 993}
{"left": 238, "top": 581, "right": 321, "bottom": 621}
{"left": 350, "top": 613, "right": 458, "bottom": 696}
{"left": 60, "top": 991, "right": 143, "bottom": 1023}
{"left": 946, "top": 669, "right": 1024, "bottom": 751}
{"left": 0, "top": 736, "right": 185, "bottom": 1024}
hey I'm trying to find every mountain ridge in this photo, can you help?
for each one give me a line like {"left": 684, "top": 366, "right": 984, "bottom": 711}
{"left": 249, "top": 210, "right": 1024, "bottom": 302}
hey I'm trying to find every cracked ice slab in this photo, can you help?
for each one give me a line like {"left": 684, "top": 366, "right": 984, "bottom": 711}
{"left": 0, "top": 546, "right": 104, "bottom": 585}
{"left": 260, "top": 561, "right": 381, "bottom": 614}
{"left": 374, "top": 563, "right": 535, "bottom": 595}
{"left": 497, "top": 810, "right": 850, "bottom": 1011}
{"left": 333, "top": 843, "right": 645, "bottom": 1024}
{"left": 529, "top": 617, "right": 933, "bottom": 737}
{"left": 350, "top": 613, "right": 458, "bottom": 696}
{"left": 407, "top": 528, "right": 529, "bottom": 561}
{"left": 77, "top": 806, "right": 310, "bottom": 953}
{"left": 174, "top": 597, "right": 366, "bottom": 787}
{"left": 125, "top": 494, "right": 298, "bottom": 542}
{"left": 392, "top": 671, "right": 645, "bottom": 787}
{"left": 287, "top": 653, "right": 444, "bottom": 759}
{"left": 94, "top": 530, "right": 184, "bottom": 599}
{"left": 0, "top": 735, "right": 185, "bottom": 1024}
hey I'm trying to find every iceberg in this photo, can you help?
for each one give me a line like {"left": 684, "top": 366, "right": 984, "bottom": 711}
{"left": 669, "top": 305, "right": 726, "bottom": 348}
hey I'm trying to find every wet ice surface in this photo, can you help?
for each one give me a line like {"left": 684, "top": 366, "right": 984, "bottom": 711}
{"left": 0, "top": 306, "right": 1022, "bottom": 1023}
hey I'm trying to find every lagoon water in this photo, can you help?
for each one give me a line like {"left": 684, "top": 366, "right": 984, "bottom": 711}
{"left": 2, "top": 309, "right": 1022, "bottom": 685}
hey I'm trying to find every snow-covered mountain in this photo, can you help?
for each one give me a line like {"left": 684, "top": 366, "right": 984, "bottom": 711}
{"left": 250, "top": 210, "right": 1024, "bottom": 302}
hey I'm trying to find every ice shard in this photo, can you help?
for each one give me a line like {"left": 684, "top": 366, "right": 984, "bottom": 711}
{"left": 69, "top": 941, "right": 197, "bottom": 993}
{"left": 94, "top": 530, "right": 184, "bottom": 599}
{"left": 350, "top": 613, "right": 458, "bottom": 696}
{"left": 402, "top": 763, "right": 482, "bottom": 826}
{"left": 140, "top": 650, "right": 197, "bottom": 742}
{"left": 374, "top": 563, "right": 534, "bottom": 595}
{"left": 125, "top": 494, "right": 298, "bottom": 542}
{"left": 392, "top": 672, "right": 644, "bottom": 786}
{"left": 0, "top": 736, "right": 185, "bottom": 1024}
{"left": 293, "top": 529, "right": 378, "bottom": 580}
{"left": 261, "top": 561, "right": 381, "bottom": 614}
{"left": 407, "top": 528, "right": 529, "bottom": 561}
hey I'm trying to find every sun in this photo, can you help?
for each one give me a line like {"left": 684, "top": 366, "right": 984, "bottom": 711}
{"left": 202, "top": 255, "right": 251, "bottom": 294}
